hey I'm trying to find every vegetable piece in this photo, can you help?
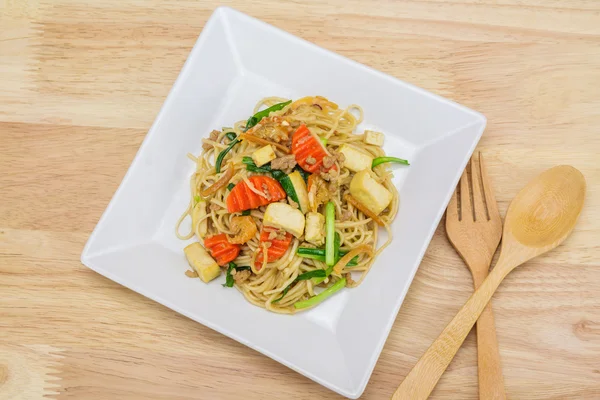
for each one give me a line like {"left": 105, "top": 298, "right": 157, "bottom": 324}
{"left": 287, "top": 171, "right": 309, "bottom": 213}
{"left": 364, "top": 130, "right": 385, "bottom": 146}
{"left": 228, "top": 215, "right": 258, "bottom": 244}
{"left": 226, "top": 176, "right": 286, "bottom": 213}
{"left": 255, "top": 227, "right": 293, "bottom": 268}
{"left": 191, "top": 199, "right": 208, "bottom": 238}
{"left": 203, "top": 233, "right": 241, "bottom": 266}
{"left": 338, "top": 144, "right": 373, "bottom": 172}
{"left": 297, "top": 247, "right": 358, "bottom": 265}
{"left": 200, "top": 164, "right": 234, "bottom": 197}
{"left": 313, "top": 233, "right": 340, "bottom": 285}
{"left": 241, "top": 159, "right": 307, "bottom": 214}
{"left": 241, "top": 210, "right": 251, "bottom": 216}
{"left": 272, "top": 269, "right": 327, "bottom": 303}
{"left": 252, "top": 145, "right": 277, "bottom": 167}
{"left": 183, "top": 242, "right": 221, "bottom": 283}
{"left": 345, "top": 194, "right": 386, "bottom": 227}
{"left": 307, "top": 174, "right": 331, "bottom": 212}
{"left": 245, "top": 100, "right": 291, "bottom": 130}
{"left": 215, "top": 133, "right": 239, "bottom": 173}
{"left": 223, "top": 263, "right": 251, "bottom": 288}
{"left": 225, "top": 132, "right": 237, "bottom": 141}
{"left": 294, "top": 277, "right": 347, "bottom": 310}
{"left": 320, "top": 137, "right": 328, "bottom": 146}
{"left": 263, "top": 202, "right": 306, "bottom": 238}
{"left": 325, "top": 202, "right": 335, "bottom": 266}
{"left": 333, "top": 232, "right": 341, "bottom": 264}
{"left": 349, "top": 169, "right": 392, "bottom": 216}
{"left": 226, "top": 183, "right": 235, "bottom": 191}
{"left": 295, "top": 166, "right": 310, "bottom": 182}
{"left": 372, "top": 156, "right": 410, "bottom": 168}
{"left": 239, "top": 133, "right": 290, "bottom": 154}
{"left": 273, "top": 172, "right": 300, "bottom": 207}
{"left": 305, "top": 212, "right": 325, "bottom": 245}
{"left": 223, "top": 262, "right": 236, "bottom": 287}
{"left": 296, "top": 251, "right": 359, "bottom": 267}
{"left": 333, "top": 244, "right": 374, "bottom": 275}
{"left": 291, "top": 124, "right": 331, "bottom": 173}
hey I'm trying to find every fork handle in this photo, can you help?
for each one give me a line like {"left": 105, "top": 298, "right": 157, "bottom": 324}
{"left": 391, "top": 264, "right": 509, "bottom": 400}
{"left": 475, "top": 297, "right": 507, "bottom": 400}
{"left": 473, "top": 271, "right": 506, "bottom": 400}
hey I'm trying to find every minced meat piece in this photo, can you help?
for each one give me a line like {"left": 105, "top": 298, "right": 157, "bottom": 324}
{"left": 322, "top": 155, "right": 336, "bottom": 169}
{"left": 271, "top": 155, "right": 297, "bottom": 173}
{"left": 202, "top": 130, "right": 220, "bottom": 151}
{"left": 339, "top": 209, "right": 353, "bottom": 222}
{"left": 234, "top": 269, "right": 251, "bottom": 283}
{"left": 344, "top": 273, "right": 355, "bottom": 286}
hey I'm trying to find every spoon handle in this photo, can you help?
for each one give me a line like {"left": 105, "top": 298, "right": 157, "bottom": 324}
{"left": 391, "top": 264, "right": 510, "bottom": 400}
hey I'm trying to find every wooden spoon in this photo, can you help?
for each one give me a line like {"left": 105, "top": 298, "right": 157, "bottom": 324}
{"left": 392, "top": 165, "right": 586, "bottom": 400}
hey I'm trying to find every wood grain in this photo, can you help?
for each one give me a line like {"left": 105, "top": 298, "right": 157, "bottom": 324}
{"left": 394, "top": 165, "right": 587, "bottom": 399}
{"left": 1, "top": 0, "right": 600, "bottom": 399}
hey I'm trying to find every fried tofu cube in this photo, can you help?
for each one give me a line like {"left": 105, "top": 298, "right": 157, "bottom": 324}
{"left": 184, "top": 242, "right": 221, "bottom": 283}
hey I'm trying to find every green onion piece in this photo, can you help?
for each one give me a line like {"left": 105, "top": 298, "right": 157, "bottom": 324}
{"left": 245, "top": 100, "right": 292, "bottom": 130}
{"left": 270, "top": 170, "right": 287, "bottom": 181}
{"left": 297, "top": 247, "right": 328, "bottom": 257}
{"left": 294, "top": 278, "right": 347, "bottom": 310}
{"left": 297, "top": 248, "right": 357, "bottom": 265}
{"left": 227, "top": 183, "right": 235, "bottom": 191}
{"left": 194, "top": 195, "right": 201, "bottom": 204}
{"left": 243, "top": 157, "right": 274, "bottom": 174}
{"left": 371, "top": 156, "right": 410, "bottom": 168}
{"left": 271, "top": 269, "right": 327, "bottom": 303}
{"left": 223, "top": 263, "right": 250, "bottom": 288}
{"left": 225, "top": 132, "right": 237, "bottom": 141}
{"left": 246, "top": 165, "right": 271, "bottom": 174}
{"left": 320, "top": 137, "right": 328, "bottom": 146}
{"left": 297, "top": 252, "right": 358, "bottom": 267}
{"left": 241, "top": 210, "right": 251, "bottom": 216}
{"left": 325, "top": 202, "right": 335, "bottom": 266}
{"left": 223, "top": 262, "right": 237, "bottom": 288}
{"left": 333, "top": 233, "right": 341, "bottom": 263}
{"left": 215, "top": 138, "right": 240, "bottom": 173}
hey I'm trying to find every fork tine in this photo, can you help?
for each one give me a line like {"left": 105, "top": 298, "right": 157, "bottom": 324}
{"left": 479, "top": 152, "right": 499, "bottom": 219}
{"left": 459, "top": 166, "right": 472, "bottom": 221}
{"left": 470, "top": 155, "right": 486, "bottom": 221}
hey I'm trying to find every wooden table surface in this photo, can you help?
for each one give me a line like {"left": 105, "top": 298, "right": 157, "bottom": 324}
{"left": 2, "top": 0, "right": 600, "bottom": 399}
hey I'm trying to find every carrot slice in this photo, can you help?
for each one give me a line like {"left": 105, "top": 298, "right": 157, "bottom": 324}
{"left": 291, "top": 125, "right": 330, "bottom": 173}
{"left": 204, "top": 233, "right": 241, "bottom": 266}
{"left": 254, "top": 228, "right": 293, "bottom": 269}
{"left": 226, "top": 176, "right": 286, "bottom": 213}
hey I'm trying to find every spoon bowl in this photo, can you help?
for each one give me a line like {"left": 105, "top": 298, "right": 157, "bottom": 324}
{"left": 506, "top": 165, "right": 585, "bottom": 252}
{"left": 392, "top": 165, "right": 586, "bottom": 400}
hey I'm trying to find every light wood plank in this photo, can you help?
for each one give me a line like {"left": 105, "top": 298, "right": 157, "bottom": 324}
{"left": 1, "top": 0, "right": 599, "bottom": 399}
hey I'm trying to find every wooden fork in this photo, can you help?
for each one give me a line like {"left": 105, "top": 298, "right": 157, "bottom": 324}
{"left": 445, "top": 152, "right": 506, "bottom": 400}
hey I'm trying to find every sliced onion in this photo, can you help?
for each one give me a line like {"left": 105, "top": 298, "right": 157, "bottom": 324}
{"left": 345, "top": 194, "right": 386, "bottom": 227}
{"left": 200, "top": 163, "right": 234, "bottom": 197}
{"left": 332, "top": 245, "right": 373, "bottom": 275}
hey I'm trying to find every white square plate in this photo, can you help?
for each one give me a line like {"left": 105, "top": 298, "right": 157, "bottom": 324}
{"left": 81, "top": 7, "right": 485, "bottom": 399}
